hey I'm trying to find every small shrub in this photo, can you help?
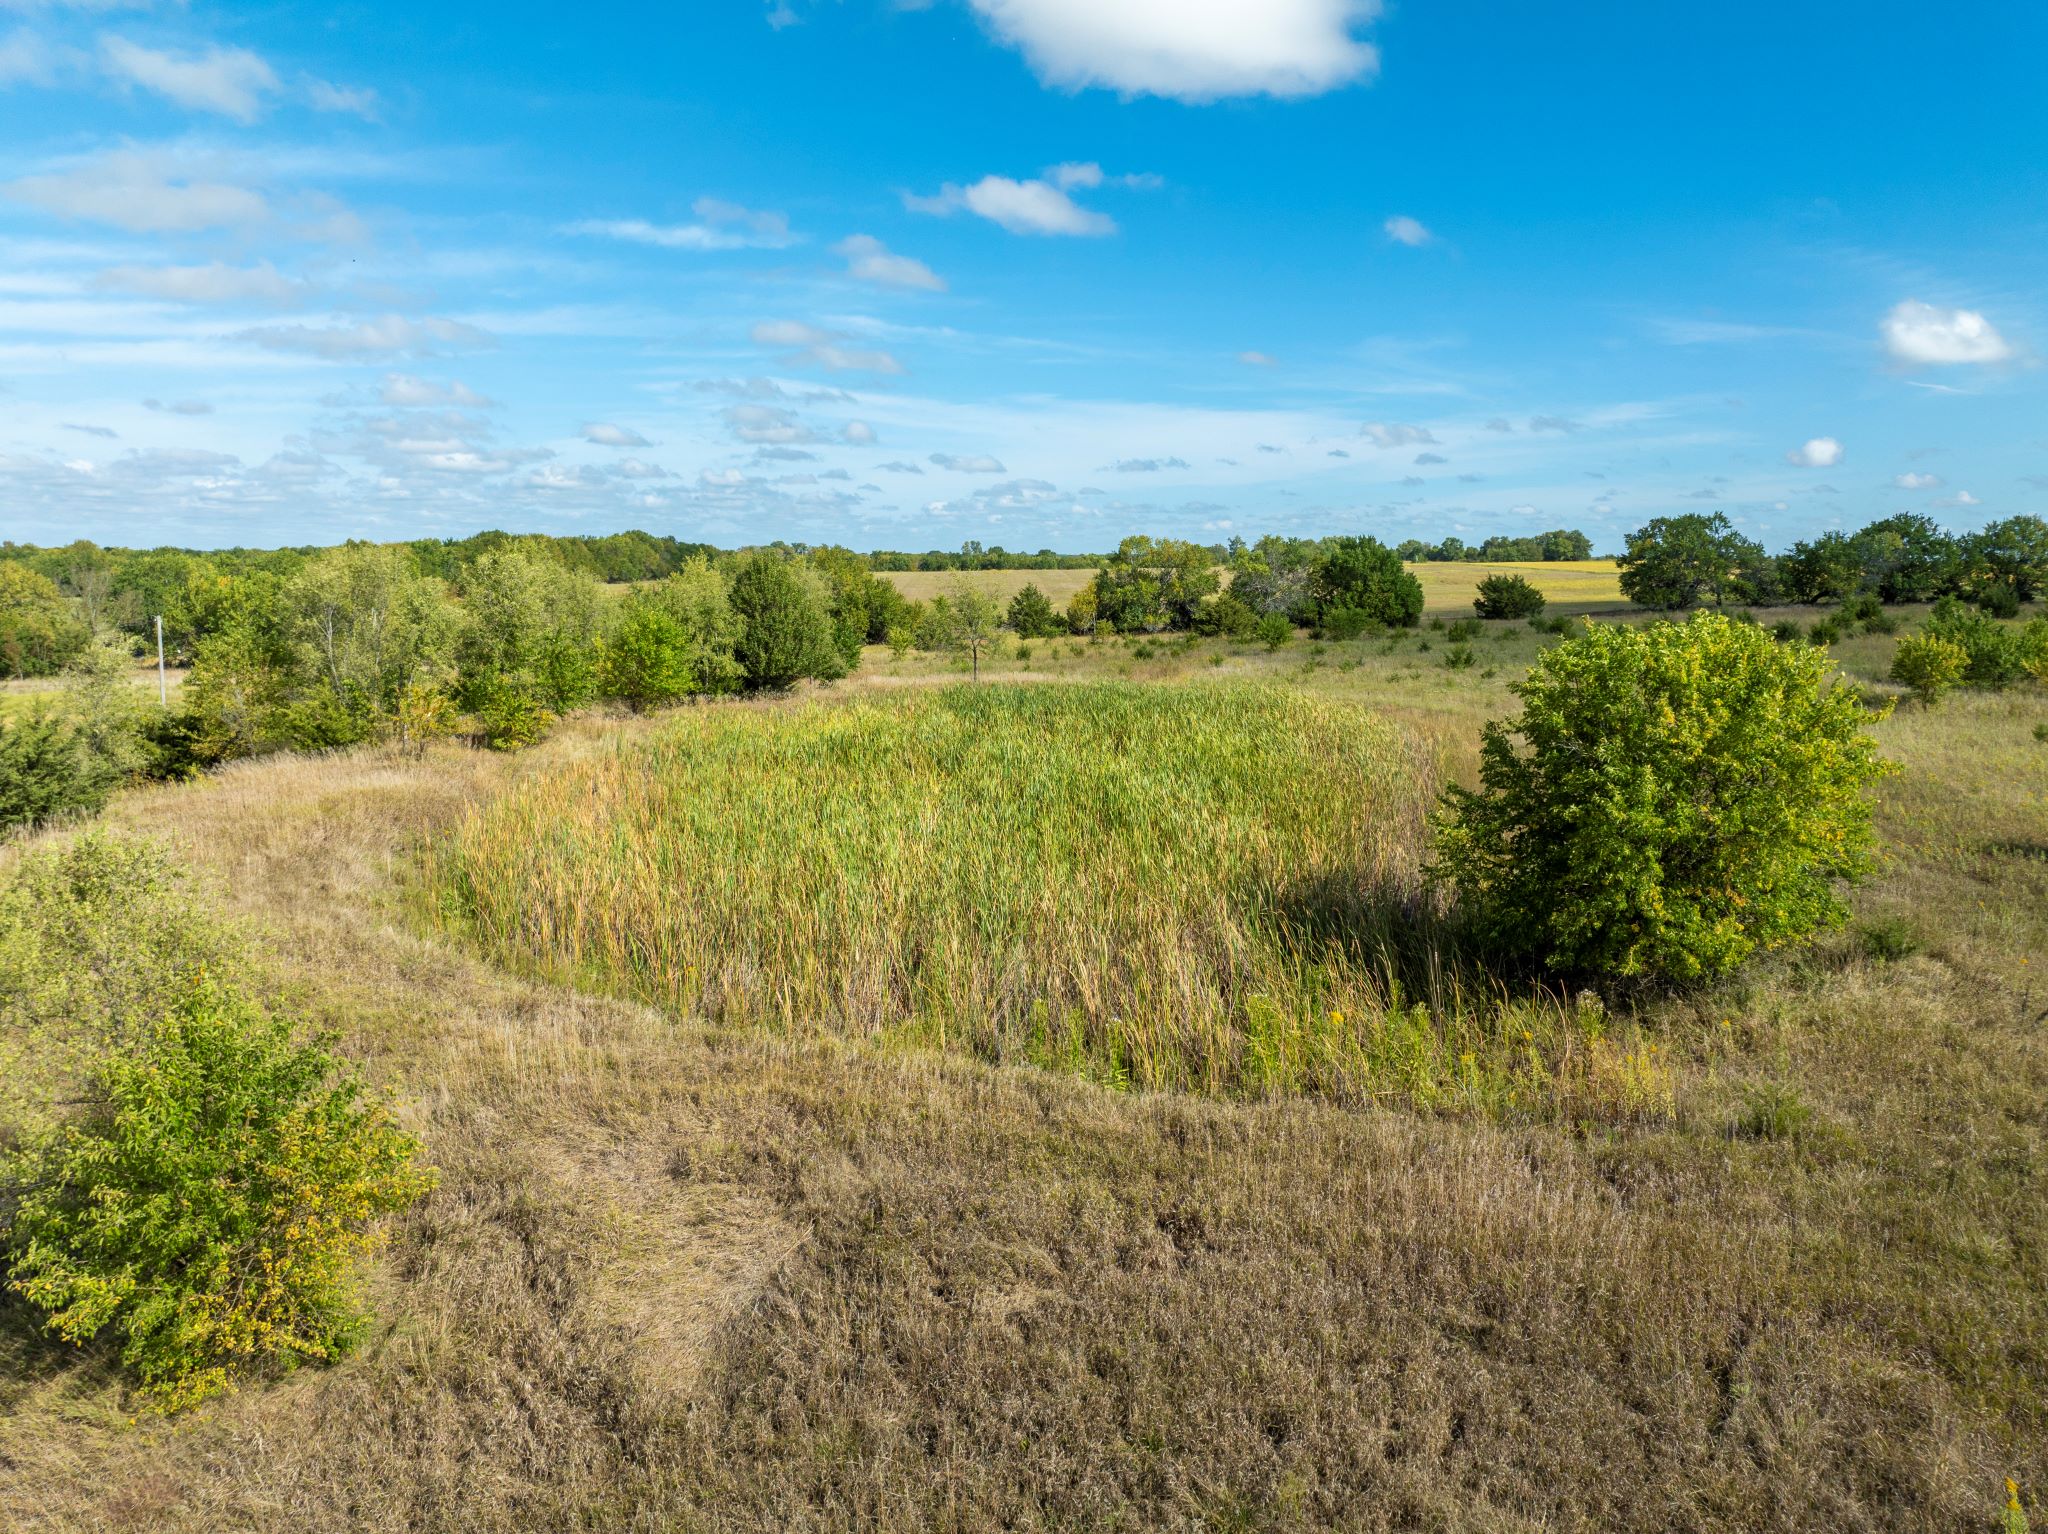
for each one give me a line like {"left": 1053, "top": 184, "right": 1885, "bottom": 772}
{"left": 1446, "top": 618, "right": 1482, "bottom": 642}
{"left": 1735, "top": 1081, "right": 1813, "bottom": 1142}
{"left": 1474, "top": 573, "right": 1547, "bottom": 620}
{"left": 1808, "top": 618, "right": 1843, "bottom": 647}
{"left": 0, "top": 711, "right": 117, "bottom": 835}
{"left": 1839, "top": 592, "right": 1884, "bottom": 626}
{"left": 1432, "top": 613, "right": 1892, "bottom": 984}
{"left": 1858, "top": 916, "right": 1919, "bottom": 962}
{"left": 1443, "top": 643, "right": 1476, "bottom": 670}
{"left": 1974, "top": 582, "right": 2022, "bottom": 620}
{"left": 1772, "top": 619, "right": 1804, "bottom": 644}
{"left": 4, "top": 980, "right": 434, "bottom": 1410}
{"left": 1255, "top": 613, "right": 1292, "bottom": 650}
{"left": 1321, "top": 606, "right": 1375, "bottom": 641}
{"left": 1926, "top": 603, "right": 2037, "bottom": 690}
{"left": 1889, "top": 632, "right": 1968, "bottom": 706}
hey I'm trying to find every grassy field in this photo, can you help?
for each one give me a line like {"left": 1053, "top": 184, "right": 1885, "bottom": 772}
{"left": 881, "top": 559, "right": 1629, "bottom": 616}
{"left": 3, "top": 608, "right": 2045, "bottom": 1532}
{"left": 438, "top": 684, "right": 1646, "bottom": 1110}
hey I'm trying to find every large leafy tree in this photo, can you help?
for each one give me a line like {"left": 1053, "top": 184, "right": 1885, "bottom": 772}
{"left": 1309, "top": 536, "right": 1424, "bottom": 627}
{"left": 1617, "top": 513, "right": 1764, "bottom": 610}
{"left": 1969, "top": 514, "right": 2048, "bottom": 602}
{"left": 1851, "top": 513, "right": 1960, "bottom": 603}
{"left": 1088, "top": 536, "right": 1219, "bottom": 633}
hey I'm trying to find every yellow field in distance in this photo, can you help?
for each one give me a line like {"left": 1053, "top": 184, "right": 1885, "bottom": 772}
{"left": 883, "top": 560, "right": 1627, "bottom": 616}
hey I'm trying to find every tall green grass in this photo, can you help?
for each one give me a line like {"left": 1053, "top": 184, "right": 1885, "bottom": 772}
{"left": 436, "top": 684, "right": 1628, "bottom": 1110}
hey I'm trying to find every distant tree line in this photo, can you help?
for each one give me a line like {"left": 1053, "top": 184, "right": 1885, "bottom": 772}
{"left": 1618, "top": 511, "right": 2048, "bottom": 615}
{"left": 1394, "top": 530, "right": 1595, "bottom": 563}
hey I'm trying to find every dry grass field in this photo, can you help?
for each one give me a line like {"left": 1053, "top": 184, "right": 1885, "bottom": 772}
{"left": 881, "top": 560, "right": 1628, "bottom": 617}
{"left": 2, "top": 611, "right": 2044, "bottom": 1532}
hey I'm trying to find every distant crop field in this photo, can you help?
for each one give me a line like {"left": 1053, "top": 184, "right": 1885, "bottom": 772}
{"left": 1408, "top": 559, "right": 1627, "bottom": 614}
{"left": 882, "top": 561, "right": 1626, "bottom": 615}
{"left": 880, "top": 568, "right": 1096, "bottom": 606}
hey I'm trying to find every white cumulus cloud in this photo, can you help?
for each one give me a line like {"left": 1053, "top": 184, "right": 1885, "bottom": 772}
{"left": 1881, "top": 299, "right": 2014, "bottom": 366}
{"left": 243, "top": 314, "right": 493, "bottom": 360}
{"left": 1785, "top": 437, "right": 1843, "bottom": 468}
{"left": 94, "top": 260, "right": 303, "bottom": 306}
{"left": 6, "top": 149, "right": 268, "bottom": 232}
{"left": 834, "top": 234, "right": 945, "bottom": 291}
{"left": 568, "top": 198, "right": 797, "bottom": 252}
{"left": 100, "top": 36, "right": 280, "bottom": 122}
{"left": 906, "top": 164, "right": 1149, "bottom": 236}
{"left": 929, "top": 451, "right": 1006, "bottom": 473}
{"left": 582, "top": 423, "right": 650, "bottom": 447}
{"left": 1362, "top": 421, "right": 1436, "bottom": 448}
{"left": 1893, "top": 471, "right": 1943, "bottom": 490}
{"left": 966, "top": 0, "right": 1381, "bottom": 102}
{"left": 1383, "top": 214, "right": 1431, "bottom": 246}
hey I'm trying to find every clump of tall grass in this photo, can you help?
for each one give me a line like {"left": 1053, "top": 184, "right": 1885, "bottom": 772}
{"left": 436, "top": 684, "right": 1644, "bottom": 1115}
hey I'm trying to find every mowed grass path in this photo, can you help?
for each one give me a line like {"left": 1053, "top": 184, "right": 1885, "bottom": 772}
{"left": 883, "top": 559, "right": 1627, "bottom": 615}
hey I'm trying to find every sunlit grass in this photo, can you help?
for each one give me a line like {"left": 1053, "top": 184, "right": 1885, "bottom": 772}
{"left": 434, "top": 682, "right": 1660, "bottom": 1112}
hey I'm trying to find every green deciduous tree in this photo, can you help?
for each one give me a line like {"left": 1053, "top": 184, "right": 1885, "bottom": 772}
{"left": 1618, "top": 513, "right": 1765, "bottom": 610}
{"left": 1310, "top": 536, "right": 1424, "bottom": 628}
{"left": 1432, "top": 613, "right": 1891, "bottom": 984}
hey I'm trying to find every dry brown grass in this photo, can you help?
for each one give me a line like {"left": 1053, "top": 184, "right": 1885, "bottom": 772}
{"left": 1, "top": 628, "right": 2043, "bottom": 1532}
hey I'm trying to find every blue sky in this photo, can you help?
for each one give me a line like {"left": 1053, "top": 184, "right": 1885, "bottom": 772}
{"left": 2, "top": 0, "right": 2043, "bottom": 553}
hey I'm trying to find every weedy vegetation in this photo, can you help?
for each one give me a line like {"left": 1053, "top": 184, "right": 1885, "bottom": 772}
{"left": 1, "top": 521, "right": 2045, "bottom": 1532}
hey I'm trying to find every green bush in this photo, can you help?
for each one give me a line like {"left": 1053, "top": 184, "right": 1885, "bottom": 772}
{"left": 1446, "top": 618, "right": 1481, "bottom": 642}
{"left": 1255, "top": 612, "right": 1293, "bottom": 650}
{"left": 1973, "top": 582, "right": 2022, "bottom": 620}
{"left": 1889, "top": 632, "right": 1968, "bottom": 706}
{"left": 729, "top": 553, "right": 846, "bottom": 691}
{"left": 475, "top": 686, "right": 555, "bottom": 751}
{"left": 0, "top": 711, "right": 116, "bottom": 834}
{"left": 1771, "top": 619, "right": 1804, "bottom": 644}
{"left": 0, "top": 837, "right": 433, "bottom": 1410}
{"left": 1443, "top": 642, "right": 1476, "bottom": 670}
{"left": 1005, "top": 583, "right": 1064, "bottom": 638}
{"left": 4, "top": 980, "right": 434, "bottom": 1410}
{"left": 1926, "top": 601, "right": 2039, "bottom": 690}
{"left": 1191, "top": 593, "right": 1258, "bottom": 639}
{"left": 1473, "top": 573, "right": 1546, "bottom": 620}
{"left": 1310, "top": 537, "right": 1424, "bottom": 628}
{"left": 1432, "top": 613, "right": 1891, "bottom": 984}
{"left": 1320, "top": 606, "right": 1376, "bottom": 641}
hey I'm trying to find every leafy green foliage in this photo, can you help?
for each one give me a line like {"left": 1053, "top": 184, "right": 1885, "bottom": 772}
{"left": 1087, "top": 536, "right": 1220, "bottom": 633}
{"left": 4, "top": 981, "right": 434, "bottom": 1410}
{"left": 1432, "top": 613, "right": 1891, "bottom": 984}
{"left": 1310, "top": 537, "right": 1424, "bottom": 628}
{"left": 599, "top": 558, "right": 743, "bottom": 712}
{"left": 0, "top": 561, "right": 90, "bottom": 679}
{"left": 1005, "top": 583, "right": 1064, "bottom": 638}
{"left": 1889, "top": 632, "right": 1969, "bottom": 706}
{"left": 1473, "top": 572, "right": 1547, "bottom": 619}
{"left": 0, "top": 712, "right": 116, "bottom": 834}
{"left": 729, "top": 553, "right": 846, "bottom": 691}
{"left": 1618, "top": 513, "right": 1766, "bottom": 610}
{"left": 1925, "top": 599, "right": 2044, "bottom": 690}
{"left": 1256, "top": 612, "right": 1292, "bottom": 650}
